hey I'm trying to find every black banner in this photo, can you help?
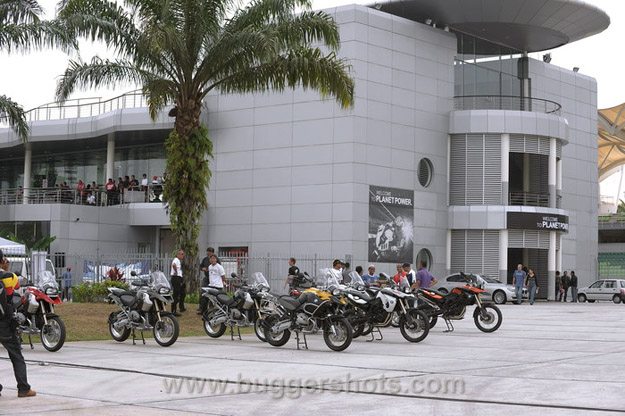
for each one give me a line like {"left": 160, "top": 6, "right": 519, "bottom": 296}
{"left": 507, "top": 212, "right": 569, "bottom": 233}
{"left": 368, "top": 185, "right": 414, "bottom": 263}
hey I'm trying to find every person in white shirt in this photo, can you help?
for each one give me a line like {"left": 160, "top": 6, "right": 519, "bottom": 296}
{"left": 207, "top": 255, "right": 225, "bottom": 289}
{"left": 170, "top": 249, "right": 185, "bottom": 316}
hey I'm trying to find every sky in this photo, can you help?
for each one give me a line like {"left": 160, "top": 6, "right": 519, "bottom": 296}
{"left": 1, "top": 0, "right": 624, "bottom": 194}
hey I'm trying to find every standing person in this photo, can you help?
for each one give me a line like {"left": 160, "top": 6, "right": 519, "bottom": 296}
{"left": 198, "top": 247, "right": 216, "bottom": 314}
{"left": 341, "top": 262, "right": 351, "bottom": 284}
{"left": 402, "top": 263, "right": 416, "bottom": 287}
{"left": 555, "top": 271, "right": 562, "bottom": 301}
{"left": 207, "top": 255, "right": 225, "bottom": 289}
{"left": 286, "top": 257, "right": 300, "bottom": 289}
{"left": 413, "top": 260, "right": 438, "bottom": 290}
{"left": 0, "top": 251, "right": 36, "bottom": 398}
{"left": 393, "top": 263, "right": 406, "bottom": 285}
{"left": 170, "top": 249, "right": 184, "bottom": 316}
{"left": 562, "top": 271, "right": 570, "bottom": 302}
{"left": 105, "top": 178, "right": 116, "bottom": 205}
{"left": 363, "top": 265, "right": 379, "bottom": 285}
{"left": 61, "top": 267, "right": 72, "bottom": 302}
{"left": 513, "top": 264, "right": 527, "bottom": 304}
{"left": 526, "top": 269, "right": 539, "bottom": 305}
{"left": 570, "top": 271, "right": 578, "bottom": 303}
{"left": 328, "top": 259, "right": 343, "bottom": 283}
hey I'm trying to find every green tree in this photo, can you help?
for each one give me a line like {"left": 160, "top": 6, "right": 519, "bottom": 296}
{"left": 0, "top": 0, "right": 74, "bottom": 141}
{"left": 56, "top": 0, "right": 354, "bottom": 286}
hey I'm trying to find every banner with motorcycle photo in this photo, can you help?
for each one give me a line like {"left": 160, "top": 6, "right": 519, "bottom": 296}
{"left": 368, "top": 185, "right": 414, "bottom": 264}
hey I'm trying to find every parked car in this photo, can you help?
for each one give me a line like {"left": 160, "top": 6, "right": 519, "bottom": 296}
{"left": 435, "top": 273, "right": 528, "bottom": 304}
{"left": 577, "top": 279, "right": 625, "bottom": 304}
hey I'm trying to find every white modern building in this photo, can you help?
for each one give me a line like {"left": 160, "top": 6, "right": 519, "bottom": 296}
{"left": 0, "top": 0, "right": 609, "bottom": 298}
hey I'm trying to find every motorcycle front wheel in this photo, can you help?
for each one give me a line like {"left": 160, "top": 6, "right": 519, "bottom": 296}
{"left": 473, "top": 304, "right": 502, "bottom": 333}
{"left": 154, "top": 313, "right": 180, "bottom": 347}
{"left": 108, "top": 312, "right": 131, "bottom": 342}
{"left": 323, "top": 317, "right": 353, "bottom": 352}
{"left": 41, "top": 316, "right": 66, "bottom": 352}
{"left": 399, "top": 309, "right": 430, "bottom": 343}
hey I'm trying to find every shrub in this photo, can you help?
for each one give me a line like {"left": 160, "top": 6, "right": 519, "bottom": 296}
{"left": 72, "top": 280, "right": 129, "bottom": 303}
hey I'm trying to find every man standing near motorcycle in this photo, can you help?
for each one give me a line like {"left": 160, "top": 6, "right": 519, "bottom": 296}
{"left": 170, "top": 249, "right": 185, "bottom": 316}
{"left": 0, "top": 251, "right": 36, "bottom": 398}
{"left": 513, "top": 264, "right": 527, "bottom": 304}
{"left": 207, "top": 255, "right": 225, "bottom": 289}
{"left": 413, "top": 260, "right": 438, "bottom": 290}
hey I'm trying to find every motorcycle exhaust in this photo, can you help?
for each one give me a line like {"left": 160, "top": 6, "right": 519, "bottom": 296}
{"left": 209, "top": 315, "right": 227, "bottom": 326}
{"left": 271, "top": 320, "right": 292, "bottom": 333}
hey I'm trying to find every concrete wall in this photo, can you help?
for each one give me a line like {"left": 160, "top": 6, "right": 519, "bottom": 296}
{"left": 200, "top": 5, "right": 456, "bottom": 276}
{"left": 530, "top": 59, "right": 599, "bottom": 286}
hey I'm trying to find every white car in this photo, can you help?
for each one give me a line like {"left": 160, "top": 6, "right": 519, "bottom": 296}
{"left": 435, "top": 273, "right": 528, "bottom": 304}
{"left": 577, "top": 279, "right": 625, "bottom": 304}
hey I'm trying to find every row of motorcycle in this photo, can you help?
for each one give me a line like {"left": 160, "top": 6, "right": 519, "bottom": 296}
{"left": 199, "top": 269, "right": 503, "bottom": 352}
{"left": 11, "top": 266, "right": 503, "bottom": 352}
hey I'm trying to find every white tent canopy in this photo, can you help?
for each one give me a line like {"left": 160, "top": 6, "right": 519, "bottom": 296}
{"left": 0, "top": 237, "right": 26, "bottom": 255}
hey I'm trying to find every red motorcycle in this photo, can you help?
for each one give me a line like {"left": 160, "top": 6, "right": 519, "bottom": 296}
{"left": 13, "top": 271, "right": 66, "bottom": 351}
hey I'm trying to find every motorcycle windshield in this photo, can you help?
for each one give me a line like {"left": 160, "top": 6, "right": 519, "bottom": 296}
{"left": 250, "top": 272, "right": 270, "bottom": 290}
{"left": 349, "top": 271, "right": 364, "bottom": 286}
{"left": 35, "top": 270, "right": 58, "bottom": 290}
{"left": 151, "top": 271, "right": 171, "bottom": 291}
{"left": 317, "top": 268, "right": 341, "bottom": 289}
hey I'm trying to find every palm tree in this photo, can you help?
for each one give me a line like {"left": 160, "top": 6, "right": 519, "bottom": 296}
{"left": 56, "top": 0, "right": 354, "bottom": 282}
{"left": 0, "top": 0, "right": 74, "bottom": 141}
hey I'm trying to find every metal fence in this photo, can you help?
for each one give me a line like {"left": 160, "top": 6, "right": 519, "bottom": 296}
{"left": 454, "top": 95, "right": 562, "bottom": 115}
{"left": 56, "top": 253, "right": 338, "bottom": 295}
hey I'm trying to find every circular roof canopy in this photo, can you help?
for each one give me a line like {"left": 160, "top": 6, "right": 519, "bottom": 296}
{"left": 599, "top": 103, "right": 625, "bottom": 181}
{"left": 374, "top": 0, "right": 610, "bottom": 53}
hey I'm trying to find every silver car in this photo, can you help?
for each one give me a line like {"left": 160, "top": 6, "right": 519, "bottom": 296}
{"left": 435, "top": 273, "right": 528, "bottom": 304}
{"left": 577, "top": 279, "right": 625, "bottom": 304}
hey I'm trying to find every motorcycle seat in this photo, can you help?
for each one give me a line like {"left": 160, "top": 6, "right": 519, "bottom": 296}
{"left": 110, "top": 287, "right": 135, "bottom": 297}
{"left": 420, "top": 289, "right": 444, "bottom": 300}
{"left": 278, "top": 296, "right": 303, "bottom": 311}
{"left": 202, "top": 287, "right": 222, "bottom": 296}
{"left": 216, "top": 293, "right": 236, "bottom": 306}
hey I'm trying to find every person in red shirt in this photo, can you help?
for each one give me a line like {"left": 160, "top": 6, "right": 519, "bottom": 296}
{"left": 393, "top": 263, "right": 406, "bottom": 285}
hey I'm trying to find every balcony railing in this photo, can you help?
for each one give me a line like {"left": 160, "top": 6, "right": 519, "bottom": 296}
{"left": 0, "top": 90, "right": 148, "bottom": 126}
{"left": 509, "top": 192, "right": 550, "bottom": 207}
{"left": 454, "top": 95, "right": 562, "bottom": 115}
{"left": 0, "top": 185, "right": 166, "bottom": 206}
{"left": 599, "top": 214, "right": 625, "bottom": 229}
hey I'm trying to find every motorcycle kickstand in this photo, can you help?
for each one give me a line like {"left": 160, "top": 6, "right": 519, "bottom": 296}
{"left": 131, "top": 328, "right": 136, "bottom": 345}
{"left": 236, "top": 326, "right": 241, "bottom": 341}
{"left": 140, "top": 330, "right": 146, "bottom": 345}
{"left": 28, "top": 333, "right": 34, "bottom": 350}
{"left": 295, "top": 332, "right": 308, "bottom": 350}
{"left": 443, "top": 319, "right": 454, "bottom": 333}
{"left": 373, "top": 327, "right": 383, "bottom": 341}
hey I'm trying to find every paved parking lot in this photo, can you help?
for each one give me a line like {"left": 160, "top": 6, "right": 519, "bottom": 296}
{"left": 1, "top": 302, "right": 625, "bottom": 415}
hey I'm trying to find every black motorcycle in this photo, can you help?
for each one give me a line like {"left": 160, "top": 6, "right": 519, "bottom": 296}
{"left": 201, "top": 272, "right": 277, "bottom": 341}
{"left": 107, "top": 271, "right": 180, "bottom": 346}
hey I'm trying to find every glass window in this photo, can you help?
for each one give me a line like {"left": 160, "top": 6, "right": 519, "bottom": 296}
{"left": 447, "top": 274, "right": 464, "bottom": 282}
{"left": 604, "top": 281, "right": 615, "bottom": 289}
{"left": 589, "top": 281, "right": 603, "bottom": 289}
{"left": 417, "top": 158, "right": 433, "bottom": 188}
{"left": 416, "top": 248, "right": 433, "bottom": 270}
{"left": 114, "top": 144, "right": 166, "bottom": 184}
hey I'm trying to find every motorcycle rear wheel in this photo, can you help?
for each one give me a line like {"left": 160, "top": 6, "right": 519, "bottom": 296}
{"left": 203, "top": 312, "right": 227, "bottom": 338}
{"left": 154, "top": 314, "right": 180, "bottom": 347}
{"left": 108, "top": 313, "right": 131, "bottom": 342}
{"left": 254, "top": 319, "right": 267, "bottom": 342}
{"left": 263, "top": 316, "right": 291, "bottom": 347}
{"left": 399, "top": 309, "right": 430, "bottom": 343}
{"left": 323, "top": 317, "right": 353, "bottom": 352}
{"left": 473, "top": 304, "right": 502, "bottom": 333}
{"left": 41, "top": 316, "right": 66, "bottom": 352}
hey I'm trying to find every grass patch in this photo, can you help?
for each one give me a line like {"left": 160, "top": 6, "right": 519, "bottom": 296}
{"left": 56, "top": 302, "right": 210, "bottom": 342}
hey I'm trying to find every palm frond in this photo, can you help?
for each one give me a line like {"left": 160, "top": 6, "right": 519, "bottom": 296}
{"left": 212, "top": 48, "right": 354, "bottom": 109}
{"left": 0, "top": 95, "right": 29, "bottom": 142}
{"left": 0, "top": 19, "right": 76, "bottom": 52}
{"left": 0, "top": 0, "right": 43, "bottom": 24}
{"left": 55, "top": 57, "right": 154, "bottom": 102}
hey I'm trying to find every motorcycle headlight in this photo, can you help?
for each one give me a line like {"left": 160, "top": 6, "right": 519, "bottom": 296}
{"left": 332, "top": 289, "right": 340, "bottom": 296}
{"left": 159, "top": 287, "right": 170, "bottom": 294}
{"left": 46, "top": 287, "right": 57, "bottom": 295}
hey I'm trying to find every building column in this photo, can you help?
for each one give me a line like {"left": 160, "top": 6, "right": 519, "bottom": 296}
{"left": 549, "top": 138, "right": 557, "bottom": 208}
{"left": 499, "top": 230, "right": 508, "bottom": 282}
{"left": 548, "top": 231, "right": 557, "bottom": 301}
{"left": 23, "top": 143, "right": 32, "bottom": 204}
{"left": 556, "top": 157, "right": 563, "bottom": 208}
{"left": 446, "top": 230, "right": 451, "bottom": 276}
{"left": 106, "top": 133, "right": 115, "bottom": 182}
{"left": 501, "top": 134, "right": 509, "bottom": 205}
